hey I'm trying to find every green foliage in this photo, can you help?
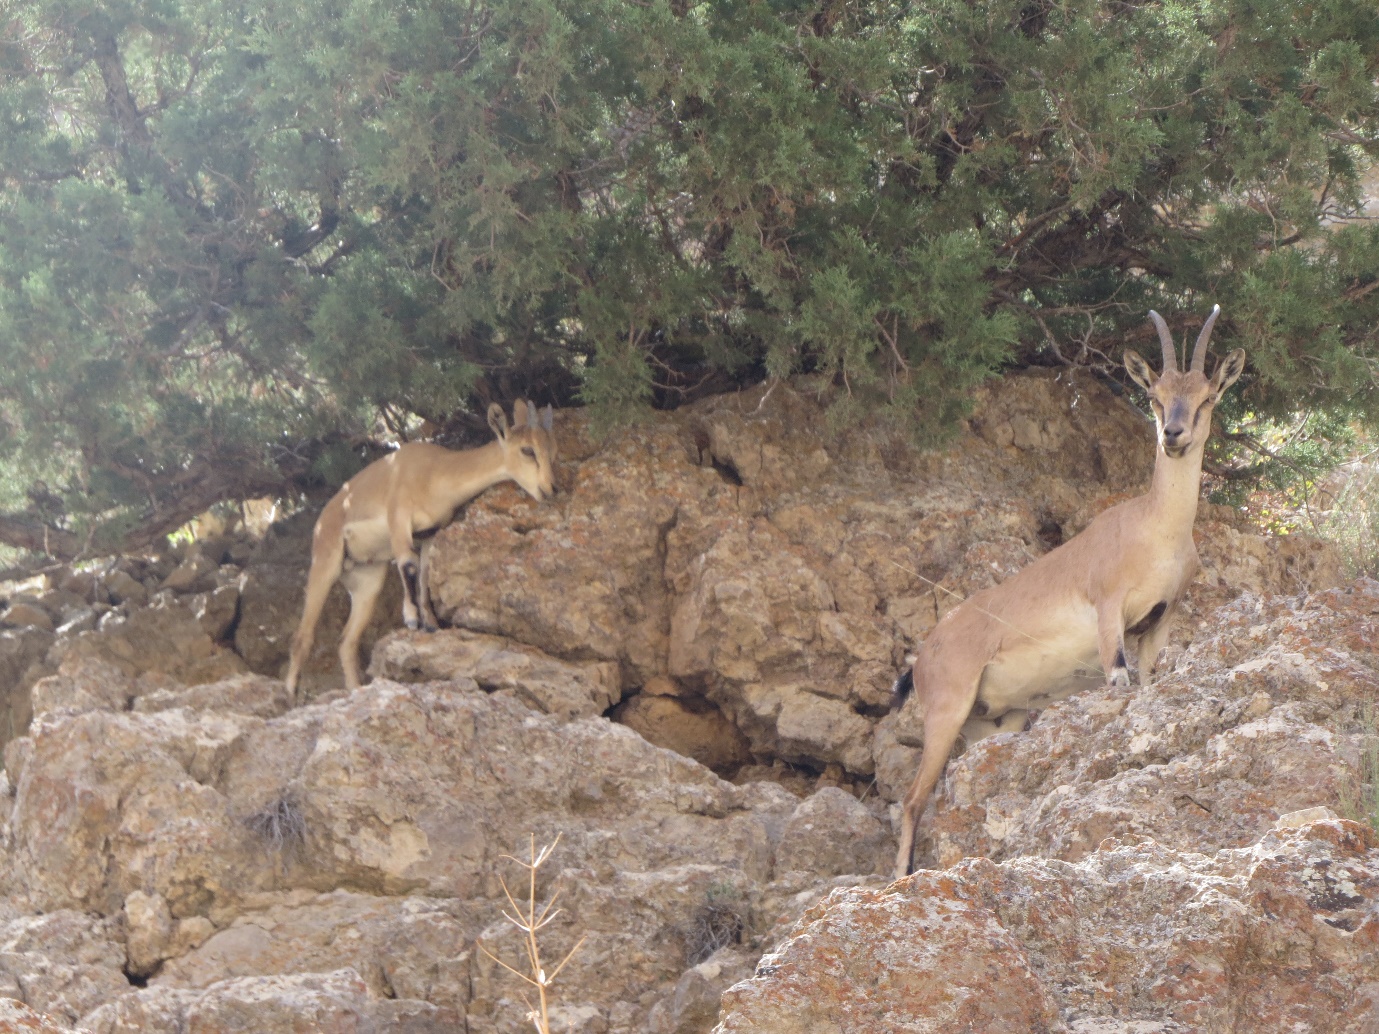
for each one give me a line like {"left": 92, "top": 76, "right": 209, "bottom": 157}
{"left": 1, "top": 0, "right": 1379, "bottom": 553}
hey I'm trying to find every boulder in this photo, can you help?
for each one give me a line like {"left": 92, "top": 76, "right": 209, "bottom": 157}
{"left": 159, "top": 550, "right": 219, "bottom": 594}
{"left": 0, "top": 602, "right": 53, "bottom": 633}
{"left": 368, "top": 628, "right": 621, "bottom": 720}
{"left": 101, "top": 570, "right": 147, "bottom": 608}
{"left": 184, "top": 584, "right": 240, "bottom": 643}
{"left": 131, "top": 673, "right": 292, "bottom": 719}
{"left": 773, "top": 788, "right": 890, "bottom": 878}
{"left": 152, "top": 890, "right": 473, "bottom": 1011}
{"left": 30, "top": 659, "right": 136, "bottom": 719}
{"left": 0, "top": 910, "right": 128, "bottom": 1027}
{"left": 0, "top": 627, "right": 55, "bottom": 752}
{"left": 717, "top": 819, "right": 1379, "bottom": 1034}
{"left": 4, "top": 674, "right": 817, "bottom": 1030}
{"left": 82, "top": 969, "right": 455, "bottom": 1034}
{"left": 50, "top": 602, "right": 246, "bottom": 690}
{"left": 647, "top": 947, "right": 758, "bottom": 1034}
{"left": 0, "top": 999, "right": 88, "bottom": 1034}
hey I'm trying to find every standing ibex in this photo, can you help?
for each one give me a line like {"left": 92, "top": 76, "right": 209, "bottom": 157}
{"left": 891, "top": 307, "right": 1245, "bottom": 878}
{"left": 285, "top": 400, "right": 557, "bottom": 698}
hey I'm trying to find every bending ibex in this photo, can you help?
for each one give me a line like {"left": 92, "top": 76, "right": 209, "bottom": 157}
{"left": 891, "top": 307, "right": 1245, "bottom": 877}
{"left": 285, "top": 400, "right": 557, "bottom": 698}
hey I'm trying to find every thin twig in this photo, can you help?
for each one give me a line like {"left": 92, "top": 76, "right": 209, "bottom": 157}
{"left": 475, "top": 834, "right": 586, "bottom": 1034}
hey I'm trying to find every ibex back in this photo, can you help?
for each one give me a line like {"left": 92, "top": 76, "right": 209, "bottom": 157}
{"left": 285, "top": 400, "right": 557, "bottom": 698}
{"left": 891, "top": 308, "right": 1245, "bottom": 878}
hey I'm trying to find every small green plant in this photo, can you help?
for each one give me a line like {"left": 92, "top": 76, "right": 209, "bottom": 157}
{"left": 1338, "top": 701, "right": 1379, "bottom": 832}
{"left": 477, "top": 835, "right": 585, "bottom": 1034}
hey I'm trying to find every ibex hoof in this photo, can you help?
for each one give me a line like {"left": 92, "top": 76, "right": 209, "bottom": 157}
{"left": 404, "top": 616, "right": 420, "bottom": 631}
{"left": 421, "top": 621, "right": 439, "bottom": 633}
{"left": 1108, "top": 667, "right": 1131, "bottom": 688}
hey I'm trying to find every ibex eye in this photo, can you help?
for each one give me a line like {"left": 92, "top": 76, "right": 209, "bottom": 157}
{"left": 521, "top": 447, "right": 536, "bottom": 459}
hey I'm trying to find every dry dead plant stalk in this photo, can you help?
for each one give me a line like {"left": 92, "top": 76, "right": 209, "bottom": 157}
{"left": 477, "top": 834, "right": 586, "bottom": 1034}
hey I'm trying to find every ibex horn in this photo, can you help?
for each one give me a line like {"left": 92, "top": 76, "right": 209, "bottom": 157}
{"left": 1147, "top": 310, "right": 1177, "bottom": 372}
{"left": 1190, "top": 304, "right": 1221, "bottom": 373}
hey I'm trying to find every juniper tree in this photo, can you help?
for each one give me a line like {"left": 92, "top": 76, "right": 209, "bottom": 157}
{"left": 1, "top": 0, "right": 1377, "bottom": 556}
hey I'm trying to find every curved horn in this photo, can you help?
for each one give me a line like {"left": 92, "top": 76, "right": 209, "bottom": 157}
{"left": 1190, "top": 304, "right": 1221, "bottom": 373}
{"left": 1147, "top": 310, "right": 1177, "bottom": 372}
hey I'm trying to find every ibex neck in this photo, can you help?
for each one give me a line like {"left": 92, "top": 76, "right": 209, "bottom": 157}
{"left": 436, "top": 439, "right": 511, "bottom": 507}
{"left": 1147, "top": 438, "right": 1206, "bottom": 532}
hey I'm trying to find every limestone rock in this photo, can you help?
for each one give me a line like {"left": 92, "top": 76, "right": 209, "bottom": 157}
{"left": 0, "top": 627, "right": 56, "bottom": 752}
{"left": 0, "top": 602, "right": 52, "bottom": 633}
{"left": 717, "top": 819, "right": 1379, "bottom": 1034}
{"left": 368, "top": 628, "right": 621, "bottom": 720}
{"left": 185, "top": 584, "right": 240, "bottom": 642}
{"left": 288, "top": 682, "right": 783, "bottom": 898}
{"left": 153, "top": 891, "right": 473, "bottom": 1011}
{"left": 774, "top": 788, "right": 890, "bottom": 878}
{"left": 54, "top": 609, "right": 100, "bottom": 638}
{"left": 0, "top": 999, "right": 88, "bottom": 1034}
{"left": 82, "top": 969, "right": 455, "bottom": 1034}
{"left": 131, "top": 673, "right": 292, "bottom": 718}
{"left": 31, "top": 659, "right": 136, "bottom": 719}
{"left": 718, "top": 871, "right": 1061, "bottom": 1033}
{"left": 0, "top": 910, "right": 128, "bottom": 1027}
{"left": 4, "top": 674, "right": 814, "bottom": 1030}
{"left": 123, "top": 891, "right": 175, "bottom": 978}
{"left": 647, "top": 948, "right": 757, "bottom": 1034}
{"left": 51, "top": 603, "right": 246, "bottom": 690}
{"left": 10, "top": 705, "right": 277, "bottom": 917}
{"left": 101, "top": 571, "right": 146, "bottom": 608}
{"left": 159, "top": 551, "right": 219, "bottom": 594}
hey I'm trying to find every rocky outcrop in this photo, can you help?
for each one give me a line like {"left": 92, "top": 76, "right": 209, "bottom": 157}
{"left": 368, "top": 628, "right": 620, "bottom": 721}
{"left": 717, "top": 817, "right": 1379, "bottom": 1034}
{"left": 85, "top": 969, "right": 454, "bottom": 1034}
{"left": 0, "top": 660, "right": 895, "bottom": 1032}
{"left": 0, "top": 557, "right": 247, "bottom": 754}
{"left": 416, "top": 372, "right": 1341, "bottom": 779}
{"left": 0, "top": 372, "right": 1362, "bottom": 1034}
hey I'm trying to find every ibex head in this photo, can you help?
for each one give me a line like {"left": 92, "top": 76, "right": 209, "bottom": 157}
{"left": 488, "top": 399, "right": 558, "bottom": 499}
{"left": 1124, "top": 306, "right": 1246, "bottom": 459}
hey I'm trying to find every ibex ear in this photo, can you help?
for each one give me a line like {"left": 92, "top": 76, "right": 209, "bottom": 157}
{"left": 1124, "top": 350, "right": 1156, "bottom": 394}
{"left": 1212, "top": 349, "right": 1246, "bottom": 394}
{"left": 512, "top": 399, "right": 530, "bottom": 429}
{"left": 487, "top": 402, "right": 509, "bottom": 440}
{"left": 541, "top": 404, "right": 553, "bottom": 432}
